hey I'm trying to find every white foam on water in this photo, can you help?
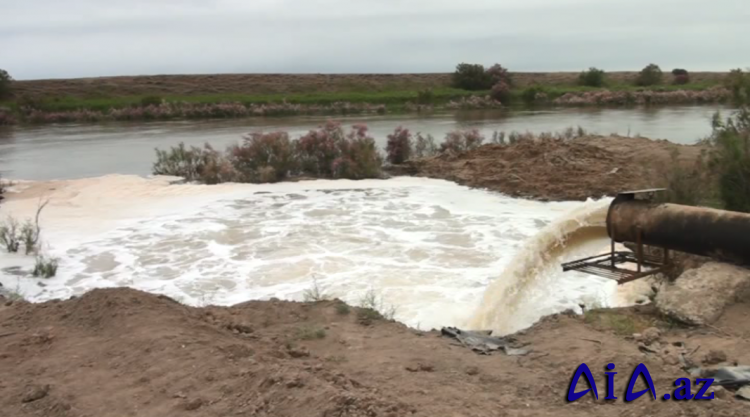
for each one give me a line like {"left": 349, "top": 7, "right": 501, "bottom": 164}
{"left": 0, "top": 175, "right": 643, "bottom": 331}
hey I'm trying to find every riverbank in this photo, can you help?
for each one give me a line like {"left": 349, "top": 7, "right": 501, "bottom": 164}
{"left": 0, "top": 71, "right": 733, "bottom": 125}
{"left": 395, "top": 134, "right": 707, "bottom": 201}
{"left": 1, "top": 286, "right": 748, "bottom": 416}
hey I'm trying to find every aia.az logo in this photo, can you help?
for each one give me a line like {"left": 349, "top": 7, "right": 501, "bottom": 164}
{"left": 568, "top": 363, "right": 715, "bottom": 402}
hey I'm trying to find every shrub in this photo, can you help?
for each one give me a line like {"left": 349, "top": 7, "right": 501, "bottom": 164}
{"left": 489, "top": 82, "right": 511, "bottom": 104}
{"left": 335, "top": 302, "right": 351, "bottom": 315}
{"left": 33, "top": 254, "right": 59, "bottom": 278}
{"left": 296, "top": 121, "right": 345, "bottom": 176}
{"left": 440, "top": 129, "right": 485, "bottom": 153}
{"left": 446, "top": 95, "right": 503, "bottom": 109}
{"left": 153, "top": 143, "right": 205, "bottom": 181}
{"left": 708, "top": 107, "right": 750, "bottom": 212}
{"left": 140, "top": 96, "right": 163, "bottom": 107}
{"left": 657, "top": 149, "right": 712, "bottom": 206}
{"left": 0, "top": 217, "right": 20, "bottom": 252}
{"left": 195, "top": 144, "right": 237, "bottom": 184}
{"left": 725, "top": 69, "right": 750, "bottom": 104}
{"left": 414, "top": 133, "right": 438, "bottom": 158}
{"left": 0, "top": 107, "right": 15, "bottom": 125}
{"left": 486, "top": 64, "right": 512, "bottom": 86}
{"left": 452, "top": 63, "right": 492, "bottom": 91}
{"left": 0, "top": 201, "right": 48, "bottom": 254}
{"left": 416, "top": 89, "right": 434, "bottom": 105}
{"left": 386, "top": 126, "right": 413, "bottom": 164}
{"left": 296, "top": 325, "right": 326, "bottom": 340}
{"left": 357, "top": 289, "right": 397, "bottom": 325}
{"left": 578, "top": 67, "right": 606, "bottom": 87}
{"left": 673, "top": 74, "right": 690, "bottom": 85}
{"left": 302, "top": 277, "right": 329, "bottom": 302}
{"left": 671, "top": 68, "right": 690, "bottom": 85}
{"left": 635, "top": 64, "right": 663, "bottom": 86}
{"left": 230, "top": 131, "right": 296, "bottom": 182}
{"left": 0, "top": 69, "right": 12, "bottom": 100}
{"left": 521, "top": 86, "right": 548, "bottom": 104}
{"left": 332, "top": 124, "right": 382, "bottom": 179}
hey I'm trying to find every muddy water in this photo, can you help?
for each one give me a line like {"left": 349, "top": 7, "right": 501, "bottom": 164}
{"left": 0, "top": 105, "right": 729, "bottom": 181}
{"left": 0, "top": 176, "right": 641, "bottom": 332}
{"left": 0, "top": 106, "right": 715, "bottom": 331}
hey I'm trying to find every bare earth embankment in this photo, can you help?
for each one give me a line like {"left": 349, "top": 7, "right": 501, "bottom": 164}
{"left": 396, "top": 134, "right": 705, "bottom": 201}
{"left": 1, "top": 287, "right": 749, "bottom": 417}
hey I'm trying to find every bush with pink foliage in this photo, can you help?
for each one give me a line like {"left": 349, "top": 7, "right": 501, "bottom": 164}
{"left": 230, "top": 132, "right": 297, "bottom": 182}
{"left": 553, "top": 87, "right": 730, "bottom": 106}
{"left": 0, "top": 107, "right": 16, "bottom": 125}
{"left": 490, "top": 82, "right": 511, "bottom": 104}
{"left": 14, "top": 100, "right": 389, "bottom": 125}
{"left": 297, "top": 122, "right": 382, "bottom": 179}
{"left": 296, "top": 121, "right": 346, "bottom": 176}
{"left": 332, "top": 124, "right": 382, "bottom": 179}
{"left": 486, "top": 64, "right": 512, "bottom": 86}
{"left": 386, "top": 127, "right": 413, "bottom": 164}
{"left": 446, "top": 95, "right": 502, "bottom": 109}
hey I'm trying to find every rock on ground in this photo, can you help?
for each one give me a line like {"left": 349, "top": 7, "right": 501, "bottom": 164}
{"left": 656, "top": 262, "right": 750, "bottom": 325}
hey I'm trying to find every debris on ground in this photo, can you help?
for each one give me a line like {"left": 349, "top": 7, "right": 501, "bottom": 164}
{"left": 440, "top": 327, "right": 531, "bottom": 356}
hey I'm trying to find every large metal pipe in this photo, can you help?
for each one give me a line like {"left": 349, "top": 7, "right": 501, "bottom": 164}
{"left": 606, "top": 196, "right": 750, "bottom": 265}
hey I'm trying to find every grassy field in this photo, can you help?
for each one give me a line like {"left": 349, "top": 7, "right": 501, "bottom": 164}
{"left": 1, "top": 82, "right": 727, "bottom": 113}
{"left": 0, "top": 71, "right": 731, "bottom": 119}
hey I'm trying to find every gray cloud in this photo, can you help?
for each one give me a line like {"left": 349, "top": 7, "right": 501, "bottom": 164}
{"left": 1, "top": 0, "right": 748, "bottom": 79}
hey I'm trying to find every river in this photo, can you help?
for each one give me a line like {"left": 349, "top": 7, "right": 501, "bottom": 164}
{"left": 0, "top": 105, "right": 730, "bottom": 180}
{"left": 0, "top": 105, "right": 723, "bottom": 333}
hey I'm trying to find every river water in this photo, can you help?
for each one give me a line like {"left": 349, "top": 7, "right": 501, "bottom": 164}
{"left": 0, "top": 105, "right": 729, "bottom": 181}
{"left": 0, "top": 106, "right": 722, "bottom": 333}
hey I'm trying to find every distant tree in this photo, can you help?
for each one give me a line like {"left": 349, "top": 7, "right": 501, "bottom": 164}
{"left": 452, "top": 63, "right": 492, "bottom": 91}
{"left": 486, "top": 64, "right": 512, "bottom": 86}
{"left": 0, "top": 69, "right": 13, "bottom": 99}
{"left": 671, "top": 68, "right": 690, "bottom": 85}
{"left": 635, "top": 64, "right": 663, "bottom": 86}
{"left": 578, "top": 67, "right": 606, "bottom": 87}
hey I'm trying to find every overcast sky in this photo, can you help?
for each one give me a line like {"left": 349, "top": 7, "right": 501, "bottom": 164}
{"left": 2, "top": 0, "right": 748, "bottom": 80}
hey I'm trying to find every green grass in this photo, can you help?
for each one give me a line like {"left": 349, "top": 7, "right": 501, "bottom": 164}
{"left": 296, "top": 325, "right": 327, "bottom": 340}
{"left": 584, "top": 309, "right": 655, "bottom": 336}
{"left": 0, "top": 80, "right": 726, "bottom": 117}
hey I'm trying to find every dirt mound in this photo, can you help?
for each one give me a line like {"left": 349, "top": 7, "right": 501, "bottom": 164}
{"left": 401, "top": 135, "right": 705, "bottom": 201}
{"left": 1, "top": 288, "right": 749, "bottom": 416}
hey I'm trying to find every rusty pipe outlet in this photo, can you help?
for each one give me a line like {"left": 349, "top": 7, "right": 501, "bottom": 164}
{"left": 606, "top": 196, "right": 750, "bottom": 265}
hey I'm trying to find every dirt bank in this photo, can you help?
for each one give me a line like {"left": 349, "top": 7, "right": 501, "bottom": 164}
{"left": 396, "top": 135, "right": 706, "bottom": 201}
{"left": 12, "top": 72, "right": 729, "bottom": 99}
{"left": 1, "top": 287, "right": 748, "bottom": 416}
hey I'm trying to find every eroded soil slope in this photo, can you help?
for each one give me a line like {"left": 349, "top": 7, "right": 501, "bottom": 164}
{"left": 1, "top": 288, "right": 748, "bottom": 417}
{"left": 402, "top": 135, "right": 706, "bottom": 201}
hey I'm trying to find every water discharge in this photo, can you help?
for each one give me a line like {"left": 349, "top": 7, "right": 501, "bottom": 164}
{"left": 0, "top": 175, "right": 650, "bottom": 333}
{"left": 469, "top": 201, "right": 611, "bottom": 334}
